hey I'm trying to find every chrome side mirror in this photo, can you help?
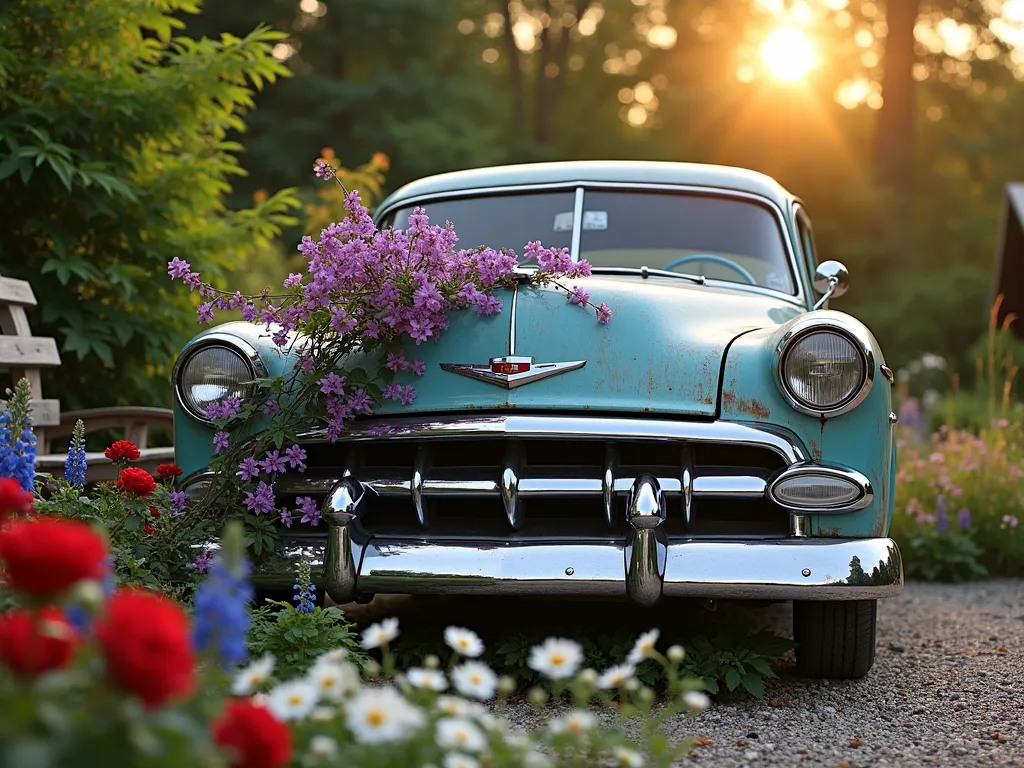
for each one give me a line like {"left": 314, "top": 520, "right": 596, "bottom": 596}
{"left": 812, "top": 260, "right": 849, "bottom": 310}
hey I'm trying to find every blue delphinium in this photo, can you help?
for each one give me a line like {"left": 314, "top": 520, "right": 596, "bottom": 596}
{"left": 64, "top": 560, "right": 116, "bottom": 635}
{"left": 0, "top": 378, "right": 36, "bottom": 492}
{"left": 192, "top": 521, "right": 253, "bottom": 669}
{"left": 935, "top": 493, "right": 949, "bottom": 532}
{"left": 63, "top": 419, "right": 87, "bottom": 487}
{"left": 293, "top": 558, "right": 316, "bottom": 614}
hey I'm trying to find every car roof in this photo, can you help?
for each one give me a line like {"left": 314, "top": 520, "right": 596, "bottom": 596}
{"left": 376, "top": 160, "right": 797, "bottom": 215}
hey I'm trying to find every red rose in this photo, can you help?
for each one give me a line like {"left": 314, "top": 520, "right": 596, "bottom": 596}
{"left": 116, "top": 467, "right": 157, "bottom": 497}
{"left": 143, "top": 524, "right": 156, "bottom": 535}
{"left": 105, "top": 440, "right": 141, "bottom": 462}
{"left": 0, "top": 517, "right": 108, "bottom": 596}
{"left": 0, "top": 478, "right": 33, "bottom": 521}
{"left": 95, "top": 588, "right": 195, "bottom": 708}
{"left": 0, "top": 607, "right": 79, "bottom": 677}
{"left": 148, "top": 506, "right": 160, "bottom": 518}
{"left": 156, "top": 463, "right": 183, "bottom": 478}
{"left": 212, "top": 699, "right": 293, "bottom": 768}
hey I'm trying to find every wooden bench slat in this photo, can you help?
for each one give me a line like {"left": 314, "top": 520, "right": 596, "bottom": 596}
{"left": 0, "top": 277, "right": 37, "bottom": 306}
{"left": 0, "top": 336, "right": 61, "bottom": 367}
{"left": 36, "top": 447, "right": 176, "bottom": 483}
{"left": 0, "top": 399, "right": 60, "bottom": 427}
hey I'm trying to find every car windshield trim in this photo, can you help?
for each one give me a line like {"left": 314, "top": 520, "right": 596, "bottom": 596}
{"left": 375, "top": 180, "right": 806, "bottom": 307}
{"left": 589, "top": 266, "right": 707, "bottom": 284}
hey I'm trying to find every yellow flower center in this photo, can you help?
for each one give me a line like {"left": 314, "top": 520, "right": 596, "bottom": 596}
{"left": 459, "top": 639, "right": 470, "bottom": 648}
{"left": 550, "top": 654, "right": 565, "bottom": 666}
{"left": 471, "top": 674, "right": 482, "bottom": 684}
{"left": 367, "top": 709, "right": 386, "bottom": 727}
{"left": 568, "top": 722, "right": 582, "bottom": 733}
{"left": 456, "top": 732, "right": 468, "bottom": 743}
{"left": 322, "top": 678, "right": 335, "bottom": 688}
{"left": 641, "top": 642, "right": 653, "bottom": 653}
{"left": 288, "top": 695, "right": 304, "bottom": 706}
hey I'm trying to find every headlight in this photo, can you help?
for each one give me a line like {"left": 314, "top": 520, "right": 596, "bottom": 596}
{"left": 776, "top": 321, "right": 874, "bottom": 418}
{"left": 173, "top": 336, "right": 260, "bottom": 422}
{"left": 768, "top": 464, "right": 873, "bottom": 512}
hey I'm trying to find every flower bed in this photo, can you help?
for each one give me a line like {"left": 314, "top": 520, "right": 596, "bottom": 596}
{"left": 892, "top": 424, "right": 1024, "bottom": 581}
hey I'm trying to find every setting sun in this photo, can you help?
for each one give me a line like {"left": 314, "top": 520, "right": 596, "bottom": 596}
{"left": 760, "top": 25, "right": 816, "bottom": 81}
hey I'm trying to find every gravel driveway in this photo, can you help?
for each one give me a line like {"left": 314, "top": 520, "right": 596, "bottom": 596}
{"left": 497, "top": 580, "right": 1024, "bottom": 766}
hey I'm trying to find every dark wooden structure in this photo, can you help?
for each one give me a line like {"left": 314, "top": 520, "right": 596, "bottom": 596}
{"left": 994, "top": 184, "right": 1024, "bottom": 336}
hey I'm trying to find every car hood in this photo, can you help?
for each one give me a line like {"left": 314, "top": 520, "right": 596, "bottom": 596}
{"left": 376, "top": 276, "right": 805, "bottom": 418}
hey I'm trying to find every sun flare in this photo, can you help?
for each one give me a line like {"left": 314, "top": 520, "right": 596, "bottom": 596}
{"left": 760, "top": 26, "right": 816, "bottom": 82}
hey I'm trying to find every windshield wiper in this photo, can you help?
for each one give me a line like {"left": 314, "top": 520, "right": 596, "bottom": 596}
{"left": 590, "top": 266, "right": 706, "bottom": 285}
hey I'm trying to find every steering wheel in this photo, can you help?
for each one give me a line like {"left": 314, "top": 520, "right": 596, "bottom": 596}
{"left": 663, "top": 254, "right": 757, "bottom": 285}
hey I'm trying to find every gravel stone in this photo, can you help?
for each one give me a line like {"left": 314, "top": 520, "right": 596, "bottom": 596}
{"left": 501, "top": 580, "right": 1024, "bottom": 766}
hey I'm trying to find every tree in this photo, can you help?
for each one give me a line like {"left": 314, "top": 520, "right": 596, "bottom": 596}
{"left": 0, "top": 0, "right": 297, "bottom": 409}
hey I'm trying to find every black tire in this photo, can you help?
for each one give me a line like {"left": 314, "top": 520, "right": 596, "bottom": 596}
{"left": 793, "top": 599, "right": 877, "bottom": 679}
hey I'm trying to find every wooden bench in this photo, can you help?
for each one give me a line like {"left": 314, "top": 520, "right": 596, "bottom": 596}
{"left": 1, "top": 272, "right": 174, "bottom": 483}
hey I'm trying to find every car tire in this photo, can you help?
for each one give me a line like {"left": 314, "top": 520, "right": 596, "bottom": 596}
{"left": 793, "top": 599, "right": 877, "bottom": 679}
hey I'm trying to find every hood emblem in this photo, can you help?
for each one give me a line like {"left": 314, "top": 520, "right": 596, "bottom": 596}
{"left": 441, "top": 356, "right": 586, "bottom": 389}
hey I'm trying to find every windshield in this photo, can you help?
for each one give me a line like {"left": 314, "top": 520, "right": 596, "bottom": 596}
{"left": 383, "top": 188, "right": 796, "bottom": 294}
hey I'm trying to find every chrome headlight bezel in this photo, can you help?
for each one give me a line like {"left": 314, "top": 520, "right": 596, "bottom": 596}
{"left": 775, "top": 317, "right": 875, "bottom": 418}
{"left": 172, "top": 333, "right": 264, "bottom": 424}
{"left": 767, "top": 463, "right": 874, "bottom": 513}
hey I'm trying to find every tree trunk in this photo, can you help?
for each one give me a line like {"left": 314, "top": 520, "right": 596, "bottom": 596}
{"left": 874, "top": 0, "right": 918, "bottom": 194}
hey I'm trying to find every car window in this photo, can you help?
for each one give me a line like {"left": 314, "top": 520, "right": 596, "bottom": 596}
{"left": 384, "top": 191, "right": 576, "bottom": 253}
{"left": 795, "top": 207, "right": 818, "bottom": 278}
{"left": 578, "top": 191, "right": 796, "bottom": 294}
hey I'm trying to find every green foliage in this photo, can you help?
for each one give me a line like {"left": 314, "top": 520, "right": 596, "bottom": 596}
{"left": 248, "top": 599, "right": 363, "bottom": 678}
{"left": 0, "top": 0, "right": 298, "bottom": 408}
{"left": 897, "top": 525, "right": 988, "bottom": 582}
{"left": 394, "top": 626, "right": 792, "bottom": 699}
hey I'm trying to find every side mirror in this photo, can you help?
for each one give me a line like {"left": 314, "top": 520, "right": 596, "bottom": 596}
{"left": 812, "top": 260, "right": 849, "bottom": 309}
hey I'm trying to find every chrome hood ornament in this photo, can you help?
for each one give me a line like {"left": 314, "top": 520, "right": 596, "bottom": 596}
{"left": 441, "top": 356, "right": 585, "bottom": 389}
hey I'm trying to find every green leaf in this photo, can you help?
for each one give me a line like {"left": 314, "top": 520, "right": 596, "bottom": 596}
{"left": 741, "top": 671, "right": 766, "bottom": 699}
{"left": 723, "top": 667, "right": 742, "bottom": 692}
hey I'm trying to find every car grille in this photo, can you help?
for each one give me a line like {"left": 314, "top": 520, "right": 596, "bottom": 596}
{"left": 277, "top": 427, "right": 792, "bottom": 539}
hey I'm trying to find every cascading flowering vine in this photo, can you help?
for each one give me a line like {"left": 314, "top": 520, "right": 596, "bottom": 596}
{"left": 166, "top": 157, "right": 613, "bottom": 535}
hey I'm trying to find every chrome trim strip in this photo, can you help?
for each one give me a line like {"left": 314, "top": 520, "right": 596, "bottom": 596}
{"left": 297, "top": 415, "right": 807, "bottom": 465}
{"left": 570, "top": 186, "right": 584, "bottom": 262}
{"left": 501, "top": 440, "right": 523, "bottom": 530}
{"left": 171, "top": 332, "right": 266, "bottom": 425}
{"left": 439, "top": 359, "right": 586, "bottom": 389}
{"left": 768, "top": 463, "right": 874, "bottom": 513}
{"left": 881, "top": 365, "right": 894, "bottom": 385}
{"left": 508, "top": 281, "right": 519, "bottom": 355}
{"left": 681, "top": 445, "right": 694, "bottom": 531}
{"left": 321, "top": 477, "right": 366, "bottom": 603}
{"left": 602, "top": 444, "right": 616, "bottom": 529}
{"left": 774, "top": 315, "right": 876, "bottom": 419}
{"left": 374, "top": 181, "right": 806, "bottom": 307}
{"left": 350, "top": 537, "right": 903, "bottom": 601}
{"left": 411, "top": 445, "right": 429, "bottom": 528}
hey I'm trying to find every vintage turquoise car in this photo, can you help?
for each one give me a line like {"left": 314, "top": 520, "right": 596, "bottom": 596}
{"left": 173, "top": 161, "right": 902, "bottom": 679}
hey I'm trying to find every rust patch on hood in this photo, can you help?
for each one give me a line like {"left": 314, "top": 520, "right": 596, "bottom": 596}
{"left": 722, "top": 392, "right": 770, "bottom": 419}
{"left": 808, "top": 438, "right": 822, "bottom": 461}
{"left": 816, "top": 527, "right": 842, "bottom": 538}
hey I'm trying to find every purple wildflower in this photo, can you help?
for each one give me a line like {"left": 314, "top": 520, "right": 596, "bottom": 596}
{"left": 264, "top": 398, "right": 278, "bottom": 415}
{"left": 935, "top": 494, "right": 948, "bottom": 531}
{"left": 284, "top": 445, "right": 307, "bottom": 471}
{"left": 284, "top": 272, "right": 303, "bottom": 289}
{"left": 204, "top": 396, "right": 241, "bottom": 421}
{"left": 567, "top": 286, "right": 590, "bottom": 306}
{"left": 596, "top": 302, "right": 613, "bottom": 324}
{"left": 387, "top": 352, "right": 409, "bottom": 372}
{"left": 347, "top": 390, "right": 374, "bottom": 414}
{"left": 183, "top": 272, "right": 202, "bottom": 290}
{"left": 398, "top": 385, "right": 417, "bottom": 405}
{"left": 167, "top": 258, "right": 191, "bottom": 279}
{"left": 236, "top": 456, "right": 260, "bottom": 481}
{"left": 320, "top": 372, "right": 347, "bottom": 395}
{"left": 241, "top": 303, "right": 259, "bottom": 322}
{"left": 382, "top": 383, "right": 402, "bottom": 401}
{"left": 297, "top": 496, "right": 321, "bottom": 526}
{"left": 279, "top": 509, "right": 294, "bottom": 528}
{"left": 169, "top": 490, "right": 188, "bottom": 516}
{"left": 193, "top": 549, "right": 214, "bottom": 574}
{"left": 957, "top": 508, "right": 971, "bottom": 532}
{"left": 411, "top": 360, "right": 426, "bottom": 376}
{"left": 314, "top": 158, "right": 335, "bottom": 180}
{"left": 898, "top": 397, "right": 921, "bottom": 430}
{"left": 243, "top": 481, "right": 276, "bottom": 515}
{"left": 197, "top": 302, "right": 216, "bottom": 324}
{"left": 260, "top": 450, "right": 289, "bottom": 476}
{"left": 212, "top": 431, "right": 230, "bottom": 454}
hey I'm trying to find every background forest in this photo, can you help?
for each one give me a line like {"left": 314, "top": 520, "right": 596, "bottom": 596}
{"left": 4, "top": 0, "right": 1024, "bottom": 411}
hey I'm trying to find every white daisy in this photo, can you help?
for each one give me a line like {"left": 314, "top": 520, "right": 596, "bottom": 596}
{"left": 443, "top": 626, "right": 485, "bottom": 657}
{"left": 309, "top": 706, "right": 335, "bottom": 723}
{"left": 308, "top": 735, "right": 338, "bottom": 760}
{"left": 451, "top": 661, "right": 499, "bottom": 700}
{"left": 308, "top": 660, "right": 359, "bottom": 700}
{"left": 442, "top": 754, "right": 480, "bottom": 768}
{"left": 231, "top": 653, "right": 276, "bottom": 696}
{"left": 523, "top": 751, "right": 554, "bottom": 768}
{"left": 683, "top": 690, "right": 711, "bottom": 712}
{"left": 314, "top": 647, "right": 350, "bottom": 666}
{"left": 436, "top": 716, "right": 488, "bottom": 753}
{"left": 436, "top": 694, "right": 473, "bottom": 717}
{"left": 549, "top": 710, "right": 598, "bottom": 735}
{"left": 614, "top": 746, "right": 645, "bottom": 767}
{"left": 528, "top": 637, "right": 584, "bottom": 680}
{"left": 266, "top": 679, "right": 320, "bottom": 721}
{"left": 407, "top": 667, "right": 448, "bottom": 691}
{"left": 596, "top": 663, "right": 635, "bottom": 689}
{"left": 626, "top": 629, "right": 660, "bottom": 665}
{"left": 343, "top": 685, "right": 425, "bottom": 744}
{"left": 361, "top": 616, "right": 400, "bottom": 649}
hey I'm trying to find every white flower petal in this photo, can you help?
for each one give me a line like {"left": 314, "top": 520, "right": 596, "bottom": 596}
{"left": 443, "top": 626, "right": 485, "bottom": 658}
{"left": 451, "top": 661, "right": 499, "bottom": 700}
{"left": 527, "top": 637, "right": 584, "bottom": 680}
{"left": 266, "top": 680, "right": 320, "bottom": 721}
{"left": 343, "top": 685, "right": 425, "bottom": 744}
{"left": 436, "top": 716, "right": 488, "bottom": 753}
{"left": 360, "top": 616, "right": 400, "bottom": 649}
